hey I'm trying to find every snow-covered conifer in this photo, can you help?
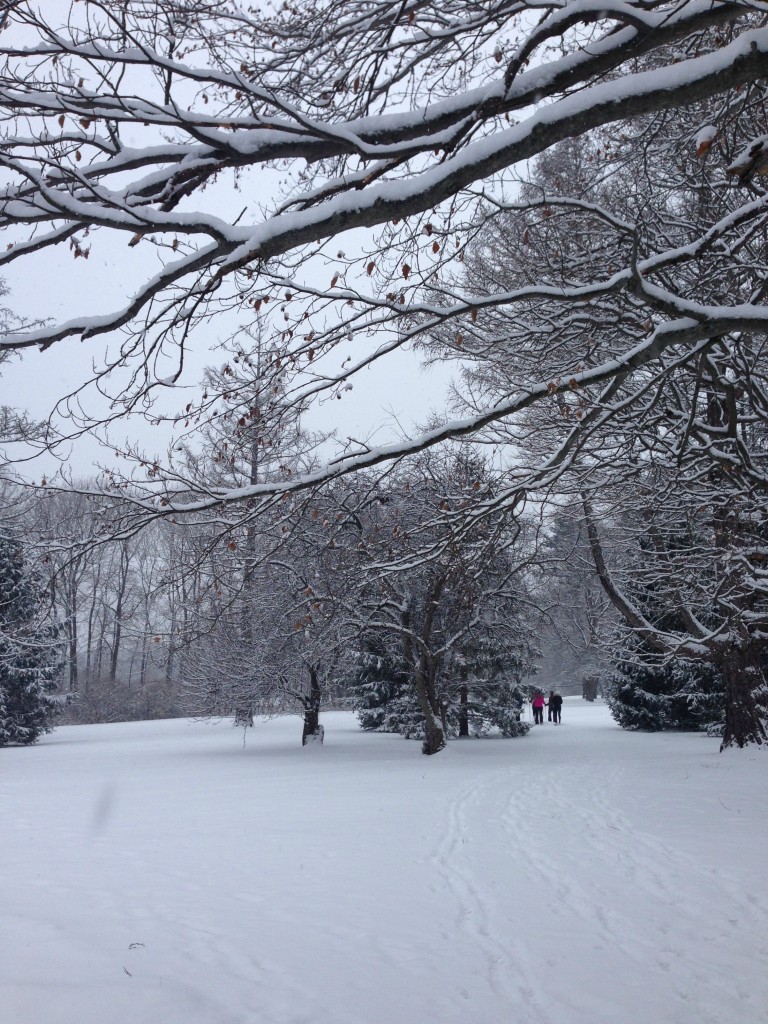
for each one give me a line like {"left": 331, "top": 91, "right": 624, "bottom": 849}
{"left": 0, "top": 533, "right": 64, "bottom": 746}
{"left": 347, "top": 642, "right": 418, "bottom": 735}
{"left": 606, "top": 646, "right": 724, "bottom": 734}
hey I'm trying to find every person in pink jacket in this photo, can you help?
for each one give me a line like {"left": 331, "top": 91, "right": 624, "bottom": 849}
{"left": 532, "top": 691, "right": 547, "bottom": 725}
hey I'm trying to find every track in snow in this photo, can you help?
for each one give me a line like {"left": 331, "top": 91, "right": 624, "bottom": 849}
{"left": 2, "top": 701, "right": 766, "bottom": 1024}
{"left": 426, "top": 706, "right": 768, "bottom": 1024}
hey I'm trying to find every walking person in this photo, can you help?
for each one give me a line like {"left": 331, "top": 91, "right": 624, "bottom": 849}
{"left": 550, "top": 691, "right": 563, "bottom": 724}
{"left": 547, "top": 689, "right": 555, "bottom": 722}
{"left": 532, "top": 690, "right": 546, "bottom": 724}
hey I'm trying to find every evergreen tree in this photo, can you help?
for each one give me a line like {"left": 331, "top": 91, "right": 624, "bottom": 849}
{"left": 347, "top": 641, "right": 423, "bottom": 737}
{"left": 0, "top": 534, "right": 64, "bottom": 746}
{"left": 447, "top": 635, "right": 532, "bottom": 739}
{"left": 453, "top": 679, "right": 531, "bottom": 739}
{"left": 669, "top": 661, "right": 726, "bottom": 737}
{"left": 348, "top": 634, "right": 532, "bottom": 740}
{"left": 606, "top": 641, "right": 724, "bottom": 734}
{"left": 603, "top": 522, "right": 727, "bottom": 735}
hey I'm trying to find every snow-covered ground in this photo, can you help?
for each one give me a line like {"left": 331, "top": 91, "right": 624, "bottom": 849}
{"left": 2, "top": 698, "right": 766, "bottom": 1024}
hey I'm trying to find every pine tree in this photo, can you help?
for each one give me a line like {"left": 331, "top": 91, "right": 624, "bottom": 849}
{"left": 604, "top": 525, "right": 727, "bottom": 735}
{"left": 605, "top": 650, "right": 676, "bottom": 732}
{"left": 448, "top": 635, "right": 532, "bottom": 738}
{"left": 348, "top": 634, "right": 533, "bottom": 740}
{"left": 606, "top": 642, "right": 725, "bottom": 734}
{"left": 0, "top": 534, "right": 64, "bottom": 746}
{"left": 459, "top": 681, "right": 531, "bottom": 739}
{"left": 347, "top": 642, "right": 423, "bottom": 736}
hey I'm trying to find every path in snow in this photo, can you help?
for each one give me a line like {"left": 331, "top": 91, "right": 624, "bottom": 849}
{"left": 431, "top": 713, "right": 767, "bottom": 1024}
{"left": 1, "top": 699, "right": 766, "bottom": 1024}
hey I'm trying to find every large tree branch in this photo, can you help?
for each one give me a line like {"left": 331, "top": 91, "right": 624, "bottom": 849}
{"left": 582, "top": 493, "right": 717, "bottom": 658}
{"left": 0, "top": 17, "right": 765, "bottom": 347}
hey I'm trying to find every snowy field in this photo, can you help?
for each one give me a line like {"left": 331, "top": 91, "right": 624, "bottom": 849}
{"left": 2, "top": 698, "right": 766, "bottom": 1024}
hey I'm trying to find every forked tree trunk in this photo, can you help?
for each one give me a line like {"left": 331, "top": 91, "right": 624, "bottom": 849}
{"left": 414, "top": 661, "right": 446, "bottom": 755}
{"left": 399, "top": 583, "right": 447, "bottom": 754}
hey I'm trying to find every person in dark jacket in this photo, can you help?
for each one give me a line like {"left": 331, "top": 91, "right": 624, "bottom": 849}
{"left": 547, "top": 690, "right": 555, "bottom": 721}
{"left": 550, "top": 691, "right": 563, "bottom": 724}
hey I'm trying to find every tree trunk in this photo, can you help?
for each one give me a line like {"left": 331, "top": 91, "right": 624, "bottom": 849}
{"left": 234, "top": 705, "right": 254, "bottom": 728}
{"left": 301, "top": 665, "right": 324, "bottom": 745}
{"left": 583, "top": 676, "right": 599, "bottom": 701}
{"left": 416, "top": 576, "right": 448, "bottom": 755}
{"left": 719, "top": 643, "right": 767, "bottom": 750}
{"left": 109, "top": 542, "right": 131, "bottom": 685}
{"left": 84, "top": 588, "right": 99, "bottom": 694}
{"left": 414, "top": 660, "right": 446, "bottom": 755}
{"left": 68, "top": 605, "right": 78, "bottom": 691}
{"left": 139, "top": 606, "right": 152, "bottom": 688}
{"left": 109, "top": 611, "right": 122, "bottom": 685}
{"left": 458, "top": 684, "right": 469, "bottom": 737}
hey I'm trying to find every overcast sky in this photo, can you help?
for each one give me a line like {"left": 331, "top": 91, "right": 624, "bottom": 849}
{"left": 1, "top": 213, "right": 453, "bottom": 482}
